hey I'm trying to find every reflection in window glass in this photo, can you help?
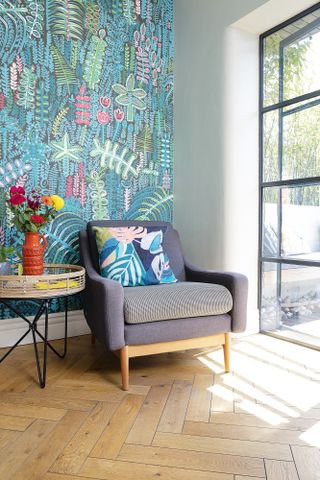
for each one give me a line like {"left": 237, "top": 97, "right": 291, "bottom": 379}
{"left": 283, "top": 104, "right": 320, "bottom": 180}
{"left": 263, "top": 10, "right": 320, "bottom": 107}
{"left": 261, "top": 263, "right": 320, "bottom": 335}
{"left": 263, "top": 110, "right": 279, "bottom": 182}
{"left": 282, "top": 185, "right": 320, "bottom": 259}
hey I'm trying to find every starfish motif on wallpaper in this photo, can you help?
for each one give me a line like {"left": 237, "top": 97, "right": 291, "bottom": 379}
{"left": 50, "top": 132, "right": 82, "bottom": 162}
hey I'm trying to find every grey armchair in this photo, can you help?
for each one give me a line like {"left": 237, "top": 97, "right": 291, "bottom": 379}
{"left": 79, "top": 220, "right": 248, "bottom": 390}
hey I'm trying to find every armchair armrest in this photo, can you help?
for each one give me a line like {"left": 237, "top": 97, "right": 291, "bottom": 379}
{"left": 79, "top": 231, "right": 125, "bottom": 351}
{"left": 185, "top": 260, "right": 248, "bottom": 333}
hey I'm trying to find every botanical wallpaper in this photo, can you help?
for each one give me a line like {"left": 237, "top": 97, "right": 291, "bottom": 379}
{"left": 0, "top": 0, "right": 173, "bottom": 316}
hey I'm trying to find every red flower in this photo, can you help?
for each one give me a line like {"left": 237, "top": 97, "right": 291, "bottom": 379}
{"left": 97, "top": 111, "right": 110, "bottom": 125}
{"left": 114, "top": 108, "right": 124, "bottom": 122}
{"left": 10, "top": 186, "right": 25, "bottom": 196}
{"left": 27, "top": 198, "right": 40, "bottom": 210}
{"left": 9, "top": 194, "right": 26, "bottom": 205}
{"left": 30, "top": 215, "right": 45, "bottom": 225}
{"left": 100, "top": 97, "right": 111, "bottom": 108}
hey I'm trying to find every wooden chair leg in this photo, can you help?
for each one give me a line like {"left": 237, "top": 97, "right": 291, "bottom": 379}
{"left": 119, "top": 346, "right": 129, "bottom": 391}
{"left": 223, "top": 333, "right": 230, "bottom": 373}
{"left": 91, "top": 334, "right": 96, "bottom": 345}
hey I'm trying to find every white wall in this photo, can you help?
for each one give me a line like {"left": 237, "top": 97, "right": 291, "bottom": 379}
{"left": 174, "top": 0, "right": 267, "bottom": 333}
{"left": 222, "top": 25, "right": 260, "bottom": 333}
{"left": 173, "top": 0, "right": 317, "bottom": 333}
{"left": 234, "top": 0, "right": 319, "bottom": 33}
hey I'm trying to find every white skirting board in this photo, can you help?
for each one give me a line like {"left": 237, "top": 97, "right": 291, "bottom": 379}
{"left": 0, "top": 309, "right": 91, "bottom": 348}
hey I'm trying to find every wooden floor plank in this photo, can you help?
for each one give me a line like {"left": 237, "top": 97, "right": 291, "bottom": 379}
{"left": 126, "top": 384, "right": 171, "bottom": 445}
{"left": 79, "top": 457, "right": 233, "bottom": 480}
{"left": 0, "top": 419, "right": 56, "bottom": 479}
{"left": 26, "top": 383, "right": 150, "bottom": 402}
{"left": 264, "top": 460, "right": 299, "bottom": 480}
{"left": 291, "top": 445, "right": 320, "bottom": 480}
{"left": 210, "top": 411, "right": 315, "bottom": 431}
{"left": 235, "top": 477, "right": 266, "bottom": 480}
{"left": 184, "top": 420, "right": 306, "bottom": 445}
{"left": 153, "top": 431, "right": 292, "bottom": 461}
{"left": 0, "top": 334, "right": 318, "bottom": 480}
{"left": 0, "top": 391, "right": 97, "bottom": 412}
{"left": 11, "top": 410, "right": 89, "bottom": 480}
{"left": 0, "top": 402, "right": 66, "bottom": 421}
{"left": 51, "top": 402, "right": 118, "bottom": 475}
{"left": 157, "top": 380, "right": 192, "bottom": 433}
{"left": 0, "top": 428, "right": 20, "bottom": 449}
{"left": 210, "top": 375, "right": 235, "bottom": 413}
{"left": 0, "top": 414, "right": 34, "bottom": 431}
{"left": 185, "top": 374, "right": 213, "bottom": 422}
{"left": 90, "top": 394, "right": 144, "bottom": 459}
{"left": 118, "top": 444, "right": 266, "bottom": 477}
{"left": 45, "top": 474, "right": 97, "bottom": 480}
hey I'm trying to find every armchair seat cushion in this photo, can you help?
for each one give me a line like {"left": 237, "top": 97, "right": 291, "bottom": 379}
{"left": 123, "top": 282, "right": 233, "bottom": 324}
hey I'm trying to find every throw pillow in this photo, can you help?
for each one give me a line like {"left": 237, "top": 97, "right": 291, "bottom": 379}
{"left": 94, "top": 226, "right": 177, "bottom": 287}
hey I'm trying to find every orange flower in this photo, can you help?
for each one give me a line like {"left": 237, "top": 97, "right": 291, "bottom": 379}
{"left": 41, "top": 195, "right": 53, "bottom": 206}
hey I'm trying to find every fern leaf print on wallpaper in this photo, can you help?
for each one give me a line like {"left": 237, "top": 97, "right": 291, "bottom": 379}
{"left": 0, "top": 0, "right": 174, "bottom": 316}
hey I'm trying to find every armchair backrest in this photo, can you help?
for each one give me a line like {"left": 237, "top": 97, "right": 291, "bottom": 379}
{"left": 85, "top": 220, "right": 186, "bottom": 281}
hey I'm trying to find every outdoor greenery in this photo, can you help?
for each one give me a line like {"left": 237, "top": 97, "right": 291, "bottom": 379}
{"left": 263, "top": 29, "right": 320, "bottom": 207}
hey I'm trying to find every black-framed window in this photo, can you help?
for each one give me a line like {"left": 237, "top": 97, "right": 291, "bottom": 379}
{"left": 259, "top": 3, "right": 320, "bottom": 348}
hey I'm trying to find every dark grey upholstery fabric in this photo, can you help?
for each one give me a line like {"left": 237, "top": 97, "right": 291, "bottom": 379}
{"left": 79, "top": 221, "right": 248, "bottom": 351}
{"left": 123, "top": 282, "right": 233, "bottom": 324}
{"left": 184, "top": 260, "right": 248, "bottom": 333}
{"left": 124, "top": 314, "right": 231, "bottom": 345}
{"left": 80, "top": 230, "right": 125, "bottom": 351}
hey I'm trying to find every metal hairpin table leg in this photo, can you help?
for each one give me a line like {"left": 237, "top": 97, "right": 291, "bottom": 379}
{"left": 32, "top": 299, "right": 49, "bottom": 388}
{"left": 0, "top": 297, "right": 69, "bottom": 388}
{"left": 35, "top": 296, "right": 68, "bottom": 359}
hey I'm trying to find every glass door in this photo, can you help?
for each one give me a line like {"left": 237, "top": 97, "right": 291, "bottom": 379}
{"left": 259, "top": 4, "right": 320, "bottom": 349}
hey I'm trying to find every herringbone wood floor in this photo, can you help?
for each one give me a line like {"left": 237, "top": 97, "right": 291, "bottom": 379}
{"left": 0, "top": 334, "right": 319, "bottom": 480}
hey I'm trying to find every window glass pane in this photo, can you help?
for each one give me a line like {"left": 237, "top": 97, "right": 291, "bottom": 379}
{"left": 283, "top": 101, "right": 320, "bottom": 180}
{"left": 261, "top": 262, "right": 280, "bottom": 331}
{"left": 283, "top": 33, "right": 320, "bottom": 101}
{"left": 262, "top": 188, "right": 279, "bottom": 258}
{"left": 263, "top": 110, "right": 279, "bottom": 182}
{"left": 263, "top": 9, "right": 320, "bottom": 107}
{"left": 263, "top": 35, "right": 281, "bottom": 107}
{"left": 261, "top": 262, "right": 320, "bottom": 335}
{"left": 263, "top": 100, "right": 320, "bottom": 182}
{"left": 262, "top": 185, "right": 320, "bottom": 260}
{"left": 281, "top": 185, "right": 320, "bottom": 260}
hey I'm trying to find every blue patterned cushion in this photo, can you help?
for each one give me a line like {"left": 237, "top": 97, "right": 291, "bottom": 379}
{"left": 94, "top": 226, "right": 177, "bottom": 287}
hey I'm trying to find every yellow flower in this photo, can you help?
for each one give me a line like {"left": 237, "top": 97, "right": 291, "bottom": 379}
{"left": 51, "top": 195, "right": 64, "bottom": 211}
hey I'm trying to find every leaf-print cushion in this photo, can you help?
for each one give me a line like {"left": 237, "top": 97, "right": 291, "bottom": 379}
{"left": 93, "top": 226, "right": 177, "bottom": 287}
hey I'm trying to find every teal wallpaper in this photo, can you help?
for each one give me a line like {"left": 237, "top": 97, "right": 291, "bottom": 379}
{"left": 0, "top": 0, "right": 173, "bottom": 316}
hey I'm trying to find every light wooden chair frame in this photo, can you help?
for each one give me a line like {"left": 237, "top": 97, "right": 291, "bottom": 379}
{"left": 92, "top": 332, "right": 230, "bottom": 390}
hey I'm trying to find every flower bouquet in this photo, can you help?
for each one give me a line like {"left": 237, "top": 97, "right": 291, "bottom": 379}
{"left": 8, "top": 186, "right": 64, "bottom": 275}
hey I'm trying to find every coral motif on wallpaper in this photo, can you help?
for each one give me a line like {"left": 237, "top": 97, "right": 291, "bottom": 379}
{"left": 0, "top": 0, "right": 173, "bottom": 316}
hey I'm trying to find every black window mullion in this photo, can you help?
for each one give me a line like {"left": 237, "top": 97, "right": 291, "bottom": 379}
{"left": 258, "top": 33, "right": 265, "bottom": 312}
{"left": 262, "top": 176, "right": 320, "bottom": 188}
{"left": 276, "top": 42, "right": 285, "bottom": 306}
{"left": 262, "top": 88, "right": 320, "bottom": 114}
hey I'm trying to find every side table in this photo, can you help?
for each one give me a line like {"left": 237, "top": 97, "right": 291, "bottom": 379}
{"left": 0, "top": 264, "right": 85, "bottom": 388}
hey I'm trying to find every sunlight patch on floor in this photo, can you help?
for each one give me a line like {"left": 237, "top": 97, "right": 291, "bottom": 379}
{"left": 236, "top": 398, "right": 290, "bottom": 426}
{"left": 299, "top": 421, "right": 320, "bottom": 448}
{"left": 198, "top": 335, "right": 320, "bottom": 428}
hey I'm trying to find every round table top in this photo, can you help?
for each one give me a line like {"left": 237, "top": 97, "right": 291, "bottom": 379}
{"left": 0, "top": 264, "right": 85, "bottom": 299}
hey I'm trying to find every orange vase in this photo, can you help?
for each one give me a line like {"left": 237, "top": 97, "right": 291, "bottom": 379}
{"left": 22, "top": 232, "right": 48, "bottom": 275}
